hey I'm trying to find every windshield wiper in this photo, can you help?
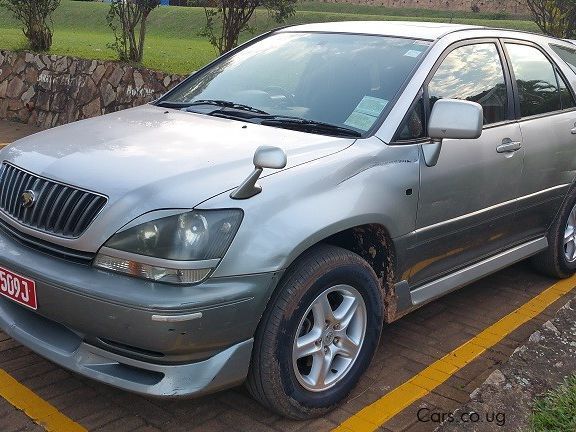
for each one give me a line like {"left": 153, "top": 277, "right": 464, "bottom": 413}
{"left": 188, "top": 100, "right": 269, "bottom": 115}
{"left": 156, "top": 101, "right": 361, "bottom": 137}
{"left": 157, "top": 99, "right": 269, "bottom": 115}
{"left": 259, "top": 116, "right": 362, "bottom": 138}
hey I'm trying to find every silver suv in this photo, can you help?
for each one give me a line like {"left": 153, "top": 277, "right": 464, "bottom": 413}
{"left": 2, "top": 21, "right": 576, "bottom": 419}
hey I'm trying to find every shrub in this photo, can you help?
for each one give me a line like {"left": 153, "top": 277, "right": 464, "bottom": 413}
{"left": 525, "top": 0, "right": 576, "bottom": 38}
{"left": 0, "top": 0, "right": 61, "bottom": 51}
{"left": 106, "top": 0, "right": 161, "bottom": 63}
{"left": 200, "top": 0, "right": 296, "bottom": 55}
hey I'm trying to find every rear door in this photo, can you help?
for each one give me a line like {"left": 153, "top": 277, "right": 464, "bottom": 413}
{"left": 407, "top": 40, "right": 525, "bottom": 287}
{"left": 503, "top": 41, "right": 576, "bottom": 243}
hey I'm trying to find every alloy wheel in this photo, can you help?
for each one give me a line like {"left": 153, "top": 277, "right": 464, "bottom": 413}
{"left": 564, "top": 203, "right": 576, "bottom": 262}
{"left": 292, "top": 285, "right": 367, "bottom": 392}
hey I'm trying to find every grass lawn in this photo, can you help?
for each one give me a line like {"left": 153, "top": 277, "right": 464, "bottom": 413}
{"left": 0, "top": 0, "right": 539, "bottom": 74}
{"left": 531, "top": 374, "right": 576, "bottom": 431}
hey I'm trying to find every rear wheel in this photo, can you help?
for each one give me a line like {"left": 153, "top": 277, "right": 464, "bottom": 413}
{"left": 532, "top": 188, "right": 576, "bottom": 278}
{"left": 246, "top": 244, "right": 384, "bottom": 419}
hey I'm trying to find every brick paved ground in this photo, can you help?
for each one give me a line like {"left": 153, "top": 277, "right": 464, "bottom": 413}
{"left": 0, "top": 121, "right": 572, "bottom": 431}
{"left": 0, "top": 261, "right": 569, "bottom": 432}
{"left": 0, "top": 120, "right": 42, "bottom": 148}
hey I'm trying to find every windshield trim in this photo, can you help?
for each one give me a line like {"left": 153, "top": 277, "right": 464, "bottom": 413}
{"left": 154, "top": 29, "right": 435, "bottom": 139}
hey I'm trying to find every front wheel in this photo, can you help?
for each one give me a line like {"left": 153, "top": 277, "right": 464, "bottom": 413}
{"left": 246, "top": 244, "right": 384, "bottom": 419}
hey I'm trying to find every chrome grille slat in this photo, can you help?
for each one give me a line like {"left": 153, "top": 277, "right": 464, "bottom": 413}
{"left": 25, "top": 179, "right": 44, "bottom": 225}
{"left": 45, "top": 186, "right": 70, "bottom": 230}
{"left": 36, "top": 183, "right": 59, "bottom": 230}
{"left": 0, "top": 165, "right": 13, "bottom": 209}
{"left": 5, "top": 166, "right": 17, "bottom": 208}
{"left": 8, "top": 169, "right": 25, "bottom": 215}
{"left": 73, "top": 196, "right": 107, "bottom": 237}
{"left": 53, "top": 189, "right": 80, "bottom": 233}
{"left": 0, "top": 163, "right": 107, "bottom": 238}
{"left": 63, "top": 193, "right": 91, "bottom": 235}
{"left": 16, "top": 174, "right": 35, "bottom": 220}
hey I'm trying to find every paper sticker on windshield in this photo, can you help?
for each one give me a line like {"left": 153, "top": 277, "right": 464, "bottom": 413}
{"left": 404, "top": 49, "right": 422, "bottom": 58}
{"left": 354, "top": 96, "right": 388, "bottom": 117}
{"left": 344, "top": 112, "right": 378, "bottom": 131}
{"left": 344, "top": 97, "right": 389, "bottom": 131}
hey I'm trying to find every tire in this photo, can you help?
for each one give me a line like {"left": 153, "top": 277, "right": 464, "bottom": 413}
{"left": 246, "top": 244, "right": 384, "bottom": 419}
{"left": 531, "top": 187, "right": 576, "bottom": 279}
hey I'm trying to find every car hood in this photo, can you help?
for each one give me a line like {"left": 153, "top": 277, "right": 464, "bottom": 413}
{"left": 0, "top": 105, "right": 354, "bottom": 250}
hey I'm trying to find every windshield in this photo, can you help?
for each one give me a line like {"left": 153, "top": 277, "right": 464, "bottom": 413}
{"left": 159, "top": 32, "right": 430, "bottom": 136}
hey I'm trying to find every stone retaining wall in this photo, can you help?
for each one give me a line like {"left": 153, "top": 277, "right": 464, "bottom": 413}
{"left": 320, "top": 0, "right": 529, "bottom": 14}
{"left": 0, "top": 50, "right": 185, "bottom": 129}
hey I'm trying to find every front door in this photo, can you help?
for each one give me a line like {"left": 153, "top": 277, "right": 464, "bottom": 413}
{"left": 409, "top": 41, "right": 524, "bottom": 287}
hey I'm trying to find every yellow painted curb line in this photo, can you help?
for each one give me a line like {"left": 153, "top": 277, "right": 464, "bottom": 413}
{"left": 0, "top": 369, "right": 87, "bottom": 432}
{"left": 333, "top": 275, "right": 576, "bottom": 432}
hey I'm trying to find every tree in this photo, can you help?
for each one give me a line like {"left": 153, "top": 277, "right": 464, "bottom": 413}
{"left": 0, "top": 0, "right": 60, "bottom": 51}
{"left": 107, "top": 0, "right": 160, "bottom": 63}
{"left": 201, "top": 0, "right": 296, "bottom": 55}
{"left": 524, "top": 0, "right": 576, "bottom": 38}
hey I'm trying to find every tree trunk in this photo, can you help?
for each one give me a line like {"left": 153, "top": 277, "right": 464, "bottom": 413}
{"left": 137, "top": 16, "right": 147, "bottom": 63}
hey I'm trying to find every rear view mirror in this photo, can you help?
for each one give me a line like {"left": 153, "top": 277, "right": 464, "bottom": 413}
{"left": 428, "top": 99, "right": 483, "bottom": 140}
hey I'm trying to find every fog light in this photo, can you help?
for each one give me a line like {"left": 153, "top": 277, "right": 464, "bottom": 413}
{"left": 93, "top": 254, "right": 211, "bottom": 284}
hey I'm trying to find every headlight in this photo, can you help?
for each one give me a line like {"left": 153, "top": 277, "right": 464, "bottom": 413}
{"left": 93, "top": 209, "right": 243, "bottom": 284}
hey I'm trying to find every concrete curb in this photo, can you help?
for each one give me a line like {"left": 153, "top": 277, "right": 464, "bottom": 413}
{"left": 435, "top": 294, "right": 576, "bottom": 431}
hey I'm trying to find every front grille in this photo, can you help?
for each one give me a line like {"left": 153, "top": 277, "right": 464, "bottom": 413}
{"left": 0, "top": 163, "right": 107, "bottom": 238}
{"left": 0, "top": 218, "right": 95, "bottom": 264}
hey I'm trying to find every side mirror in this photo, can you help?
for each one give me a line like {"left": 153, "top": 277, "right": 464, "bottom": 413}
{"left": 253, "top": 145, "right": 287, "bottom": 169}
{"left": 428, "top": 99, "right": 483, "bottom": 140}
{"left": 230, "top": 146, "right": 287, "bottom": 199}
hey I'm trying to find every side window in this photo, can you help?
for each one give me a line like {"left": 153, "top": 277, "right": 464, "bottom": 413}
{"left": 550, "top": 44, "right": 576, "bottom": 73}
{"left": 396, "top": 96, "right": 425, "bottom": 141}
{"left": 506, "top": 43, "right": 562, "bottom": 117}
{"left": 428, "top": 43, "right": 508, "bottom": 125}
{"left": 559, "top": 73, "right": 576, "bottom": 109}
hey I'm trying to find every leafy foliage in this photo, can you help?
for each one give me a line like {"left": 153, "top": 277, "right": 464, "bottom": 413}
{"left": 0, "top": 0, "right": 60, "bottom": 51}
{"left": 106, "top": 0, "right": 160, "bottom": 63}
{"left": 531, "top": 374, "right": 576, "bottom": 431}
{"left": 525, "top": 0, "right": 576, "bottom": 38}
{"left": 200, "top": 0, "right": 297, "bottom": 55}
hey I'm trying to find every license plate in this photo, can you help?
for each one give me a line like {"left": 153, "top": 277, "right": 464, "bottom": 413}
{"left": 0, "top": 266, "right": 37, "bottom": 310}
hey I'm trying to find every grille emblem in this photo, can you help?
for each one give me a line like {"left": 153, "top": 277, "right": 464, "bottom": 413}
{"left": 20, "top": 190, "right": 36, "bottom": 208}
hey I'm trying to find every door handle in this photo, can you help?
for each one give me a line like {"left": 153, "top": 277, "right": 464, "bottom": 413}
{"left": 496, "top": 140, "right": 522, "bottom": 153}
{"left": 571, "top": 127, "right": 576, "bottom": 134}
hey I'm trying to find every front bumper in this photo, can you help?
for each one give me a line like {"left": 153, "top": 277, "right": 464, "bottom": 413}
{"left": 0, "top": 227, "right": 281, "bottom": 396}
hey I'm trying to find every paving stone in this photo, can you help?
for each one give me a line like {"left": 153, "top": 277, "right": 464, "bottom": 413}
{"left": 131, "top": 426, "right": 162, "bottom": 432}
{"left": 94, "top": 416, "right": 146, "bottom": 432}
{"left": 0, "top": 410, "right": 39, "bottom": 432}
{"left": 35, "top": 377, "right": 85, "bottom": 401}
{"left": 384, "top": 400, "right": 435, "bottom": 432}
{"left": 218, "top": 410, "right": 278, "bottom": 432}
{"left": 19, "top": 367, "right": 70, "bottom": 390}
{"left": 78, "top": 406, "right": 127, "bottom": 430}
{"left": 187, "top": 418, "right": 237, "bottom": 432}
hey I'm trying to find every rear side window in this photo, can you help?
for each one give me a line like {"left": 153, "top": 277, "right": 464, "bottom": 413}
{"left": 428, "top": 43, "right": 508, "bottom": 125}
{"left": 505, "top": 43, "right": 574, "bottom": 117}
{"left": 550, "top": 44, "right": 576, "bottom": 73}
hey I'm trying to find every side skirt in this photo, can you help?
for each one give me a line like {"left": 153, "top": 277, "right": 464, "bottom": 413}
{"left": 393, "top": 237, "right": 548, "bottom": 319}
